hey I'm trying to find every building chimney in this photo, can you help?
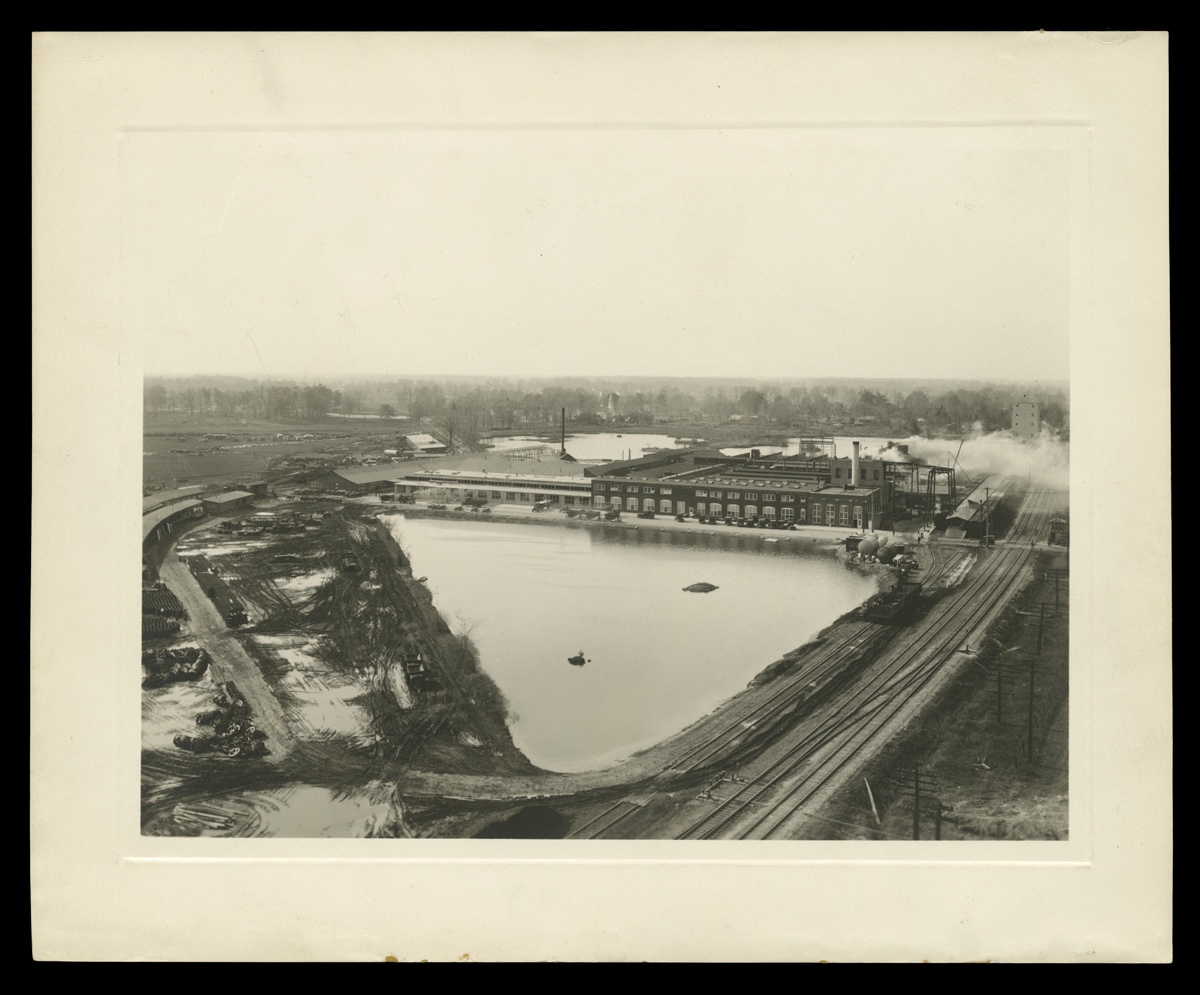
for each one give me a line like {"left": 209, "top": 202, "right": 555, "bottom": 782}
{"left": 852, "top": 441, "right": 861, "bottom": 487}
{"left": 561, "top": 408, "right": 566, "bottom": 455}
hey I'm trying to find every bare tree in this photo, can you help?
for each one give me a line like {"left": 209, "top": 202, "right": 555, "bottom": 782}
{"left": 439, "top": 404, "right": 460, "bottom": 451}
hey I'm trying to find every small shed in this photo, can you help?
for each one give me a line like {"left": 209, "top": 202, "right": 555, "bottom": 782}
{"left": 203, "top": 490, "right": 255, "bottom": 515}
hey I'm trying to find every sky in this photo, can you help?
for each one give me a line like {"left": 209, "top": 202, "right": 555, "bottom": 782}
{"left": 125, "top": 128, "right": 1071, "bottom": 382}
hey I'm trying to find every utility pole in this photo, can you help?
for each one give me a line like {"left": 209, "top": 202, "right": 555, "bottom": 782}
{"left": 1027, "top": 658, "right": 1036, "bottom": 765}
{"left": 935, "top": 802, "right": 943, "bottom": 841}
{"left": 1055, "top": 570, "right": 1060, "bottom": 612}
{"left": 1036, "top": 602, "right": 1045, "bottom": 655}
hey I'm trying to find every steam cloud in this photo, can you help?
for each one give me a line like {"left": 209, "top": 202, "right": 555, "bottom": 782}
{"left": 874, "top": 428, "right": 1069, "bottom": 492}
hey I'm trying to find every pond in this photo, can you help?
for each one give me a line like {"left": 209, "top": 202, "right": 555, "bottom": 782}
{"left": 487, "top": 433, "right": 685, "bottom": 461}
{"left": 383, "top": 515, "right": 878, "bottom": 773}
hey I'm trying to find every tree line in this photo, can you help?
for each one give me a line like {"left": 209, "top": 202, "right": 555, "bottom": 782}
{"left": 145, "top": 377, "right": 1068, "bottom": 445}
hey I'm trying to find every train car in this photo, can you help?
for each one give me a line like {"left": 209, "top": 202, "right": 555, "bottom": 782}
{"left": 862, "top": 581, "right": 924, "bottom": 624}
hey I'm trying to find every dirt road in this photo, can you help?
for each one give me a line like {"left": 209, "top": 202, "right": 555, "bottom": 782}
{"left": 158, "top": 552, "right": 295, "bottom": 758}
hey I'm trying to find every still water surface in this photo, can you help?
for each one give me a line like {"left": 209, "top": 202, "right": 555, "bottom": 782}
{"left": 488, "top": 432, "right": 685, "bottom": 461}
{"left": 487, "top": 432, "right": 919, "bottom": 463}
{"left": 384, "top": 515, "right": 877, "bottom": 773}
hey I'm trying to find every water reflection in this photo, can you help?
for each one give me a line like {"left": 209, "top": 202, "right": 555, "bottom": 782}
{"left": 384, "top": 516, "right": 877, "bottom": 773}
{"left": 488, "top": 433, "right": 684, "bottom": 461}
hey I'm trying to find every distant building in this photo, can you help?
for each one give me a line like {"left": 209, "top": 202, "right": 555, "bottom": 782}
{"left": 311, "top": 466, "right": 406, "bottom": 494}
{"left": 405, "top": 433, "right": 448, "bottom": 455}
{"left": 1012, "top": 398, "right": 1041, "bottom": 440}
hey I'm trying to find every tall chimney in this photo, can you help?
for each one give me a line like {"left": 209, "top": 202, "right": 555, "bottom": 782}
{"left": 561, "top": 408, "right": 566, "bottom": 455}
{"left": 852, "top": 441, "right": 861, "bottom": 487}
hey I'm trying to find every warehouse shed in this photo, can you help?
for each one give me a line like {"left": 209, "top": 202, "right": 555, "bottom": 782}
{"left": 202, "top": 490, "right": 255, "bottom": 514}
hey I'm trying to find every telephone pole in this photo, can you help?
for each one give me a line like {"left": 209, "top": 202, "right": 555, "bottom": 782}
{"left": 1027, "top": 658, "right": 1037, "bottom": 765}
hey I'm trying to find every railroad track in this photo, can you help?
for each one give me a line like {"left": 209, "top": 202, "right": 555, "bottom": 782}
{"left": 672, "top": 487, "right": 1059, "bottom": 840}
{"left": 563, "top": 620, "right": 901, "bottom": 839}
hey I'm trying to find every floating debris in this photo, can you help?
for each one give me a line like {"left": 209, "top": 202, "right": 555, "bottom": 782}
{"left": 683, "top": 582, "right": 719, "bottom": 593}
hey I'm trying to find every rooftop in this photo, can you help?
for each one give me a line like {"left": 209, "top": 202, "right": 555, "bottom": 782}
{"left": 142, "top": 486, "right": 203, "bottom": 513}
{"left": 589, "top": 448, "right": 709, "bottom": 476}
{"left": 329, "top": 466, "right": 409, "bottom": 484}
{"left": 205, "top": 490, "right": 255, "bottom": 503}
{"left": 814, "top": 484, "right": 880, "bottom": 496}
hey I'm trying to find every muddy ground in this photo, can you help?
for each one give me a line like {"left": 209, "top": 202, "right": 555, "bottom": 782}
{"left": 141, "top": 499, "right": 542, "bottom": 836}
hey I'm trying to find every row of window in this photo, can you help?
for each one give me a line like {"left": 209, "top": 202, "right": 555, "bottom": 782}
{"left": 594, "top": 486, "right": 800, "bottom": 503}
{"left": 414, "top": 487, "right": 584, "bottom": 506}
{"left": 833, "top": 467, "right": 883, "bottom": 480}
{"left": 409, "top": 478, "right": 592, "bottom": 493}
{"left": 589, "top": 496, "right": 866, "bottom": 524}
{"left": 596, "top": 485, "right": 675, "bottom": 495}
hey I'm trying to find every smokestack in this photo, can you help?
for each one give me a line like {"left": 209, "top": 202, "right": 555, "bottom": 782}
{"left": 561, "top": 408, "right": 566, "bottom": 455}
{"left": 852, "top": 441, "right": 861, "bottom": 487}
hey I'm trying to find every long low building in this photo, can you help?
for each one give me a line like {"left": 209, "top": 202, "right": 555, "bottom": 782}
{"left": 310, "top": 466, "right": 408, "bottom": 494}
{"left": 143, "top": 499, "right": 204, "bottom": 547}
{"left": 143, "top": 485, "right": 204, "bottom": 515}
{"left": 394, "top": 454, "right": 591, "bottom": 506}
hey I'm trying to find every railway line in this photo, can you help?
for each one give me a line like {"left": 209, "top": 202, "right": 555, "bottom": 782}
{"left": 670, "top": 485, "right": 1058, "bottom": 840}
{"left": 570, "top": 484, "right": 1059, "bottom": 840}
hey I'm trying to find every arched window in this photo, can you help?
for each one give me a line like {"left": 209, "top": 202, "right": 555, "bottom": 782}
{"left": 660, "top": 499, "right": 672, "bottom": 513}
{"left": 643, "top": 498, "right": 655, "bottom": 512}
{"left": 709, "top": 503, "right": 721, "bottom": 517}
{"left": 626, "top": 497, "right": 639, "bottom": 510}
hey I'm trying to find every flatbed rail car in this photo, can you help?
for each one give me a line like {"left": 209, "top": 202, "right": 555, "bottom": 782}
{"left": 861, "top": 581, "right": 924, "bottom": 624}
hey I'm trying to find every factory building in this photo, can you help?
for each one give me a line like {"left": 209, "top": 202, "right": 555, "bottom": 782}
{"left": 589, "top": 441, "right": 888, "bottom": 529}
